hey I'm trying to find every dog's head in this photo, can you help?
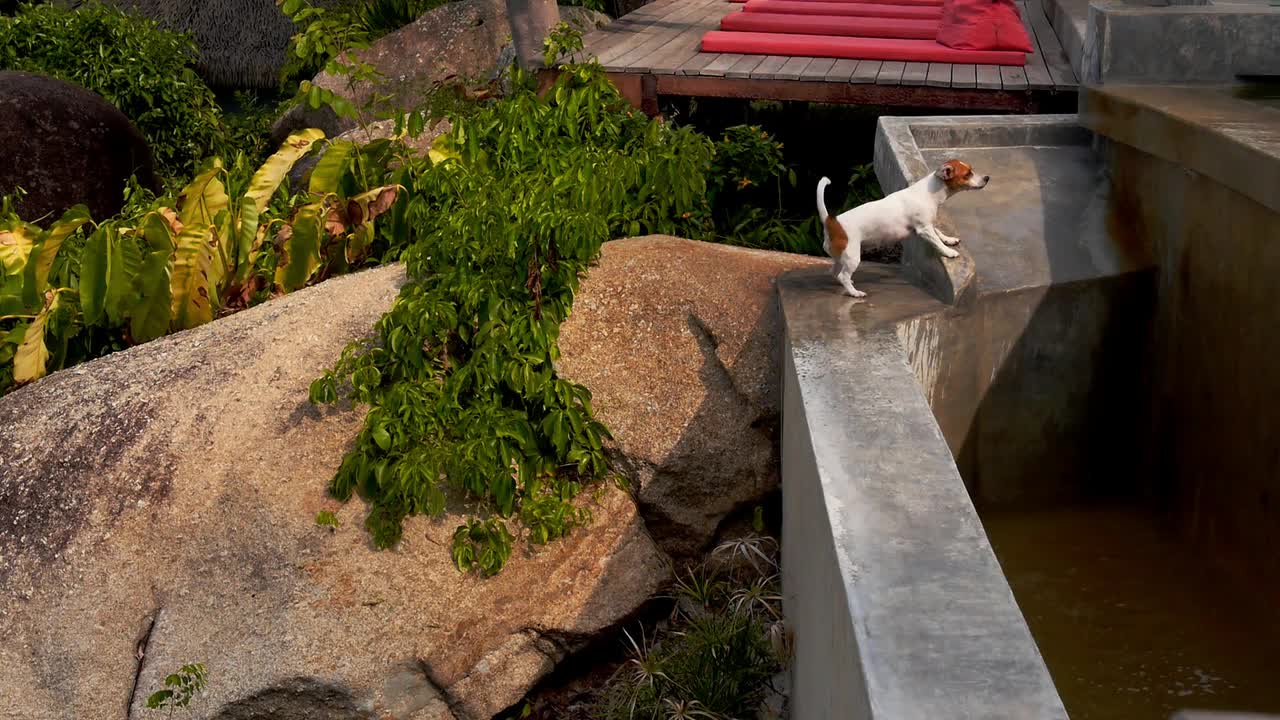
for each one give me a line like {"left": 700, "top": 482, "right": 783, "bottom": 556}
{"left": 936, "top": 159, "right": 989, "bottom": 193}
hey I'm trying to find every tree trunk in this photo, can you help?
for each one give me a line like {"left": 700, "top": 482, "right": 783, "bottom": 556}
{"left": 507, "top": 0, "right": 562, "bottom": 70}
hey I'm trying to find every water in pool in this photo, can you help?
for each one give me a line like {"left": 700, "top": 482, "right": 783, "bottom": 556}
{"left": 1232, "top": 82, "right": 1280, "bottom": 111}
{"left": 981, "top": 505, "right": 1280, "bottom": 720}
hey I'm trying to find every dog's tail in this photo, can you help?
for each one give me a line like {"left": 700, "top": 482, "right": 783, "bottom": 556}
{"left": 816, "top": 176, "right": 832, "bottom": 223}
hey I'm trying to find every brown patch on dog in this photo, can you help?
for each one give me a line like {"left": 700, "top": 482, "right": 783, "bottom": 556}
{"left": 824, "top": 216, "right": 848, "bottom": 257}
{"left": 938, "top": 159, "right": 974, "bottom": 190}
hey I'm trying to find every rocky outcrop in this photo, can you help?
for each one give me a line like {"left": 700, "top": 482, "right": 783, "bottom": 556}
{"left": 0, "top": 71, "right": 158, "bottom": 223}
{"left": 0, "top": 264, "right": 667, "bottom": 720}
{"left": 271, "top": 0, "right": 611, "bottom": 142}
{"left": 559, "top": 237, "right": 827, "bottom": 558}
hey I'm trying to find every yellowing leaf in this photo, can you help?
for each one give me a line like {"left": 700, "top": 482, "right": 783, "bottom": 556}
{"left": 169, "top": 223, "right": 216, "bottom": 330}
{"left": 178, "top": 159, "right": 229, "bottom": 229}
{"left": 248, "top": 128, "right": 325, "bottom": 213}
{"left": 13, "top": 291, "right": 57, "bottom": 384}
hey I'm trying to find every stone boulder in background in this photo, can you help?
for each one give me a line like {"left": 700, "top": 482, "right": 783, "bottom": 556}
{"left": 0, "top": 264, "right": 667, "bottom": 720}
{"left": 271, "top": 0, "right": 611, "bottom": 143}
{"left": 0, "top": 71, "right": 158, "bottom": 223}
{"left": 559, "top": 237, "right": 827, "bottom": 558}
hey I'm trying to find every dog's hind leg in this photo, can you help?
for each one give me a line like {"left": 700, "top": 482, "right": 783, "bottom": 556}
{"left": 835, "top": 250, "right": 866, "bottom": 298}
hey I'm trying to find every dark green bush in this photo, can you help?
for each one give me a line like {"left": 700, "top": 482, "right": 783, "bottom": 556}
{"left": 0, "top": 1, "right": 224, "bottom": 177}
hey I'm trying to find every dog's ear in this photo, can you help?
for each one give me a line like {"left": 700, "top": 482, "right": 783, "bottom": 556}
{"left": 937, "top": 162, "right": 956, "bottom": 180}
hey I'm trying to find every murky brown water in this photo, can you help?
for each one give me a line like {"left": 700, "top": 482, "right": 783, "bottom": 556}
{"left": 981, "top": 506, "right": 1280, "bottom": 720}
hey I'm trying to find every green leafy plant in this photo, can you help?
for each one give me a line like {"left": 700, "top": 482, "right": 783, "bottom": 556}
{"left": 309, "top": 27, "right": 715, "bottom": 571}
{"left": 0, "top": 129, "right": 400, "bottom": 394}
{"left": 315, "top": 510, "right": 341, "bottom": 529}
{"left": 451, "top": 518, "right": 515, "bottom": 577}
{"left": 0, "top": 2, "right": 224, "bottom": 177}
{"left": 145, "top": 662, "right": 208, "bottom": 716}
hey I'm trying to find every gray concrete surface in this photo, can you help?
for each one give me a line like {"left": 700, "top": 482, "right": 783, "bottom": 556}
{"left": 875, "top": 115, "right": 1151, "bottom": 302}
{"left": 1080, "top": 84, "right": 1280, "bottom": 215}
{"left": 779, "top": 265, "right": 1068, "bottom": 720}
{"left": 1081, "top": 1, "right": 1280, "bottom": 84}
{"left": 785, "top": 106, "right": 1280, "bottom": 719}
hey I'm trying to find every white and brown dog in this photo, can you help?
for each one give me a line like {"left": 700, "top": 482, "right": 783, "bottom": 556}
{"left": 817, "top": 159, "right": 989, "bottom": 298}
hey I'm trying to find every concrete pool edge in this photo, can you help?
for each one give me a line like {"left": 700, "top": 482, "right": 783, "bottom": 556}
{"left": 778, "top": 265, "right": 1069, "bottom": 720}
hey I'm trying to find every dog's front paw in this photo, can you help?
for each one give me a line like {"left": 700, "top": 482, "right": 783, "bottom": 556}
{"left": 848, "top": 288, "right": 867, "bottom": 298}
{"left": 942, "top": 235, "right": 961, "bottom": 246}
{"left": 941, "top": 247, "right": 961, "bottom": 259}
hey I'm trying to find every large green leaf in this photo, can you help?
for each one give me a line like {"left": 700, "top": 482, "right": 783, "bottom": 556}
{"left": 78, "top": 225, "right": 110, "bottom": 326}
{"left": 308, "top": 139, "right": 354, "bottom": 196}
{"left": 106, "top": 232, "right": 143, "bottom": 325}
{"left": 22, "top": 205, "right": 92, "bottom": 307}
{"left": 141, "top": 211, "right": 178, "bottom": 254}
{"left": 274, "top": 203, "right": 323, "bottom": 292}
{"left": 13, "top": 292, "right": 58, "bottom": 384}
{"left": 129, "top": 248, "right": 173, "bottom": 343}
{"left": 169, "top": 223, "right": 216, "bottom": 330}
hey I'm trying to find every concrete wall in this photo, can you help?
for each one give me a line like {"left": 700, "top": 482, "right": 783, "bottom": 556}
{"left": 778, "top": 268, "right": 1067, "bottom": 720}
{"left": 1081, "top": 1, "right": 1280, "bottom": 84}
{"left": 898, "top": 275, "right": 1154, "bottom": 509}
{"left": 1105, "top": 139, "right": 1280, "bottom": 591}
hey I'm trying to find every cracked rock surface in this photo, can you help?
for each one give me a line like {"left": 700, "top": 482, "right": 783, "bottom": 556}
{"left": 559, "top": 236, "right": 827, "bottom": 558}
{"left": 0, "top": 263, "right": 667, "bottom": 720}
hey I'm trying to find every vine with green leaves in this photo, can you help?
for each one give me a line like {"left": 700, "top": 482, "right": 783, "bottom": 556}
{"left": 309, "top": 27, "right": 721, "bottom": 575}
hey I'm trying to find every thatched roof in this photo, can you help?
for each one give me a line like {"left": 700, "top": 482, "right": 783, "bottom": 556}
{"left": 100, "top": 0, "right": 301, "bottom": 89}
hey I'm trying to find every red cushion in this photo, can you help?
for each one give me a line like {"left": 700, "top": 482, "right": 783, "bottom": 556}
{"left": 721, "top": 12, "right": 938, "bottom": 39}
{"left": 743, "top": 0, "right": 944, "bottom": 19}
{"left": 935, "top": 0, "right": 1033, "bottom": 52}
{"left": 699, "top": 30, "right": 1027, "bottom": 65}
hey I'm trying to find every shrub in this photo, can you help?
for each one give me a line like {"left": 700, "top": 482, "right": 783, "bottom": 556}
{"left": 310, "top": 29, "right": 716, "bottom": 570}
{"left": 0, "top": 2, "right": 225, "bottom": 177}
{"left": 0, "top": 130, "right": 400, "bottom": 394}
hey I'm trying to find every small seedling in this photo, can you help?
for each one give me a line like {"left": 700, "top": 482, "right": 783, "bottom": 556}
{"left": 145, "top": 662, "right": 207, "bottom": 717}
{"left": 315, "top": 510, "right": 340, "bottom": 530}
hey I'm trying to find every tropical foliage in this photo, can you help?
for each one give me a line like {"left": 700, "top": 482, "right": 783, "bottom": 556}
{"left": 0, "top": 130, "right": 399, "bottom": 393}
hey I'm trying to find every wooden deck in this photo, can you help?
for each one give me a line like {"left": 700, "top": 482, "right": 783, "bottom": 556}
{"left": 578, "top": 0, "right": 1078, "bottom": 113}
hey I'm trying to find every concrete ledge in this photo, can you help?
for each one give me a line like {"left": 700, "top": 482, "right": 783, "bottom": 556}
{"left": 1080, "top": 84, "right": 1280, "bottom": 215}
{"left": 874, "top": 115, "right": 1107, "bottom": 303}
{"left": 779, "top": 265, "right": 1067, "bottom": 720}
{"left": 1081, "top": 0, "right": 1280, "bottom": 84}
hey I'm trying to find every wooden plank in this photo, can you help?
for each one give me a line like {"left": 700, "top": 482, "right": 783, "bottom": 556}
{"left": 599, "top": 0, "right": 721, "bottom": 68}
{"left": 975, "top": 64, "right": 1002, "bottom": 89}
{"left": 775, "top": 56, "right": 813, "bottom": 81}
{"left": 1017, "top": 2, "right": 1054, "bottom": 90}
{"left": 799, "top": 58, "right": 837, "bottom": 82}
{"left": 925, "top": 63, "right": 952, "bottom": 88}
{"left": 901, "top": 62, "right": 929, "bottom": 86}
{"left": 749, "top": 55, "right": 789, "bottom": 80}
{"left": 876, "top": 61, "right": 905, "bottom": 85}
{"left": 680, "top": 52, "right": 722, "bottom": 75}
{"left": 825, "top": 58, "right": 860, "bottom": 82}
{"left": 700, "top": 52, "right": 744, "bottom": 77}
{"left": 999, "top": 64, "right": 1029, "bottom": 91}
{"left": 640, "top": 0, "right": 735, "bottom": 74}
{"left": 726, "top": 54, "right": 767, "bottom": 79}
{"left": 583, "top": 0, "right": 686, "bottom": 59}
{"left": 1025, "top": 0, "right": 1078, "bottom": 87}
{"left": 852, "top": 60, "right": 883, "bottom": 84}
{"left": 951, "top": 64, "right": 977, "bottom": 88}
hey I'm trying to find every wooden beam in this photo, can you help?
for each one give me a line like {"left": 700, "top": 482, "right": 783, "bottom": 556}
{"left": 651, "top": 74, "right": 1045, "bottom": 112}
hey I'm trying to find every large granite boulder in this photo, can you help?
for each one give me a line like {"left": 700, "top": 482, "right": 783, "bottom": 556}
{"left": 0, "top": 264, "right": 667, "bottom": 720}
{"left": 559, "top": 237, "right": 827, "bottom": 558}
{"left": 271, "top": 0, "right": 611, "bottom": 143}
{"left": 0, "top": 71, "right": 158, "bottom": 223}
